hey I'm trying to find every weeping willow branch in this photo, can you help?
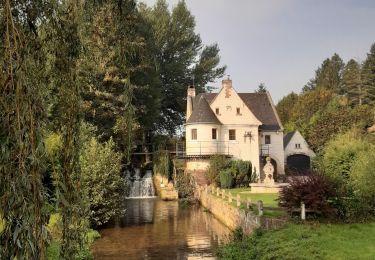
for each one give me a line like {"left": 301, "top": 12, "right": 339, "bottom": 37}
{"left": 0, "top": 0, "right": 48, "bottom": 258}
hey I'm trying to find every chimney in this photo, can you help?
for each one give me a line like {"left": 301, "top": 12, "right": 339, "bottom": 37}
{"left": 222, "top": 75, "right": 232, "bottom": 89}
{"left": 186, "top": 85, "right": 195, "bottom": 121}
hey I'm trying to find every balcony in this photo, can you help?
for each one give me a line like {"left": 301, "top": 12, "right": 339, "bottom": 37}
{"left": 183, "top": 140, "right": 235, "bottom": 159}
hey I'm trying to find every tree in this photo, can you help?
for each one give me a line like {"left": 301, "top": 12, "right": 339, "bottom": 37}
{"left": 341, "top": 59, "right": 363, "bottom": 105}
{"left": 276, "top": 92, "right": 298, "bottom": 124}
{"left": 0, "top": 0, "right": 51, "bottom": 258}
{"left": 255, "top": 83, "right": 267, "bottom": 93}
{"left": 141, "top": 0, "right": 226, "bottom": 133}
{"left": 80, "top": 137, "right": 126, "bottom": 226}
{"left": 361, "top": 43, "right": 375, "bottom": 104}
{"left": 315, "top": 54, "right": 344, "bottom": 93}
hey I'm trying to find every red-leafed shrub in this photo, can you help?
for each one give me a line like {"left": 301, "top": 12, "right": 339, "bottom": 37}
{"left": 278, "top": 170, "right": 337, "bottom": 217}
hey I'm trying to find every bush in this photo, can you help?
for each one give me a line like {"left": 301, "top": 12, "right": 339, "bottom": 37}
{"left": 80, "top": 137, "right": 126, "bottom": 226}
{"left": 206, "top": 155, "right": 231, "bottom": 186}
{"left": 175, "top": 171, "right": 195, "bottom": 198}
{"left": 153, "top": 150, "right": 171, "bottom": 179}
{"left": 231, "top": 160, "right": 252, "bottom": 187}
{"left": 219, "top": 168, "right": 234, "bottom": 189}
{"left": 278, "top": 170, "right": 337, "bottom": 217}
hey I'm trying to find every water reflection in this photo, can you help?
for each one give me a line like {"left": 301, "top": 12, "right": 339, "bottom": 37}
{"left": 92, "top": 199, "right": 231, "bottom": 260}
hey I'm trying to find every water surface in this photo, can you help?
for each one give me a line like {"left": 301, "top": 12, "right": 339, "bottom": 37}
{"left": 92, "top": 199, "right": 231, "bottom": 260}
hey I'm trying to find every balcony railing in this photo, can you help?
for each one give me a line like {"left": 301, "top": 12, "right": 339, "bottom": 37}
{"left": 185, "top": 140, "right": 237, "bottom": 156}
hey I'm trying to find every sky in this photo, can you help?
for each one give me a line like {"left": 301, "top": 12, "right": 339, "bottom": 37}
{"left": 141, "top": 0, "right": 375, "bottom": 102}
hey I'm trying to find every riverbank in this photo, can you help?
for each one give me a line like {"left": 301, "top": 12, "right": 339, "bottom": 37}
{"left": 218, "top": 222, "right": 375, "bottom": 259}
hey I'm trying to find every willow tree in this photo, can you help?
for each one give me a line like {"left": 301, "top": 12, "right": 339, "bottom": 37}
{"left": 47, "top": 0, "right": 86, "bottom": 258}
{"left": 0, "top": 0, "right": 51, "bottom": 258}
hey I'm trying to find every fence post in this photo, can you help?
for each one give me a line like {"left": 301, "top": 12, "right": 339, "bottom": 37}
{"left": 257, "top": 200, "right": 263, "bottom": 216}
{"left": 228, "top": 192, "right": 232, "bottom": 203}
{"left": 216, "top": 187, "right": 220, "bottom": 196}
{"left": 246, "top": 198, "right": 251, "bottom": 209}
{"left": 301, "top": 201, "right": 306, "bottom": 220}
{"left": 222, "top": 190, "right": 225, "bottom": 199}
{"left": 236, "top": 194, "right": 241, "bottom": 207}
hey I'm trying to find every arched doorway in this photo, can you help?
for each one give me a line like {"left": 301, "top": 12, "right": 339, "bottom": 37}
{"left": 286, "top": 154, "right": 311, "bottom": 174}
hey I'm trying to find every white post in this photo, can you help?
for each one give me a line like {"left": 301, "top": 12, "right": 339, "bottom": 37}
{"left": 301, "top": 201, "right": 306, "bottom": 220}
{"left": 216, "top": 187, "right": 220, "bottom": 196}
{"left": 222, "top": 190, "right": 225, "bottom": 199}
{"left": 228, "top": 192, "right": 232, "bottom": 203}
{"left": 257, "top": 200, "right": 263, "bottom": 216}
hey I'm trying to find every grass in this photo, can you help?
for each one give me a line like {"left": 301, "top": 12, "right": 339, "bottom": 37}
{"left": 222, "top": 188, "right": 280, "bottom": 207}
{"left": 218, "top": 222, "right": 375, "bottom": 259}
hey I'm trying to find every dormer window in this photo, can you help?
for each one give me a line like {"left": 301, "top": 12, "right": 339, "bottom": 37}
{"left": 215, "top": 108, "right": 220, "bottom": 115}
{"left": 236, "top": 107, "right": 241, "bottom": 115}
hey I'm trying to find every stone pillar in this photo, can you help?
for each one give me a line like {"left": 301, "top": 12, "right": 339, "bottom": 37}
{"left": 228, "top": 192, "right": 232, "bottom": 203}
{"left": 301, "top": 201, "right": 306, "bottom": 220}
{"left": 216, "top": 187, "right": 220, "bottom": 196}
{"left": 257, "top": 200, "right": 263, "bottom": 216}
{"left": 222, "top": 190, "right": 225, "bottom": 199}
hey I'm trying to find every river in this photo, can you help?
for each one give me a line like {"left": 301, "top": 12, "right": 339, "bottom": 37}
{"left": 92, "top": 198, "right": 231, "bottom": 260}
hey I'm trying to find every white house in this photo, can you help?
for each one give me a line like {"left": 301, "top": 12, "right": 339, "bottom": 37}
{"left": 283, "top": 130, "right": 315, "bottom": 173}
{"left": 184, "top": 78, "right": 285, "bottom": 180}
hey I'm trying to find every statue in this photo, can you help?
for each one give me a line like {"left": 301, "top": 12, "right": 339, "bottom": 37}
{"left": 263, "top": 157, "right": 275, "bottom": 185}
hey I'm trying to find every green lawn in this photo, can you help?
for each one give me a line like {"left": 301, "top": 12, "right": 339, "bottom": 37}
{"left": 218, "top": 222, "right": 375, "bottom": 259}
{"left": 223, "top": 188, "right": 279, "bottom": 207}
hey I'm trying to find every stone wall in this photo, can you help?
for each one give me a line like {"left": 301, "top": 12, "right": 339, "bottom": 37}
{"left": 153, "top": 174, "right": 178, "bottom": 200}
{"left": 196, "top": 186, "right": 287, "bottom": 234}
{"left": 196, "top": 187, "right": 260, "bottom": 234}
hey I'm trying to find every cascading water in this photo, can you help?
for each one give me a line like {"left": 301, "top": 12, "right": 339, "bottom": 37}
{"left": 127, "top": 169, "right": 156, "bottom": 198}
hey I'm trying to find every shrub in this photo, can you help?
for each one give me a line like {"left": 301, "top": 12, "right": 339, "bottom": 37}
{"left": 231, "top": 160, "right": 252, "bottom": 187}
{"left": 219, "top": 168, "right": 234, "bottom": 189}
{"left": 80, "top": 137, "right": 126, "bottom": 226}
{"left": 278, "top": 170, "right": 337, "bottom": 217}
{"left": 153, "top": 150, "right": 171, "bottom": 179}
{"left": 175, "top": 171, "right": 195, "bottom": 198}
{"left": 206, "top": 155, "right": 231, "bottom": 186}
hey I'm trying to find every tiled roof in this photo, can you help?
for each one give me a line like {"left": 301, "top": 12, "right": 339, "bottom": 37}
{"left": 186, "top": 95, "right": 221, "bottom": 125}
{"left": 238, "top": 93, "right": 282, "bottom": 131}
{"left": 189, "top": 92, "right": 282, "bottom": 131}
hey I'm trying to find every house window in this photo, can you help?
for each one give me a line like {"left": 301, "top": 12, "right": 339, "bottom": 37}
{"left": 215, "top": 108, "right": 220, "bottom": 115}
{"left": 191, "top": 129, "right": 197, "bottom": 140}
{"left": 295, "top": 143, "right": 301, "bottom": 149}
{"left": 236, "top": 107, "right": 241, "bottom": 115}
{"left": 265, "top": 135, "right": 271, "bottom": 144}
{"left": 229, "top": 129, "right": 236, "bottom": 140}
{"left": 212, "top": 128, "right": 217, "bottom": 140}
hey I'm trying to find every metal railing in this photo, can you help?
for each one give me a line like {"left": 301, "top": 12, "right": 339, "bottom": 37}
{"left": 185, "top": 140, "right": 237, "bottom": 156}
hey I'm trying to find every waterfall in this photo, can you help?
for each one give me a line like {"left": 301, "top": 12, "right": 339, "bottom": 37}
{"left": 127, "top": 169, "right": 156, "bottom": 198}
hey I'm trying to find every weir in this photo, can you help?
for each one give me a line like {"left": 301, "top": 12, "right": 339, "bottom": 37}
{"left": 127, "top": 169, "right": 156, "bottom": 198}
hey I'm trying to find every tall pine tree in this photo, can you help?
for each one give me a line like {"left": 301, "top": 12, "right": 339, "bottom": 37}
{"left": 341, "top": 59, "right": 363, "bottom": 105}
{"left": 361, "top": 43, "right": 375, "bottom": 104}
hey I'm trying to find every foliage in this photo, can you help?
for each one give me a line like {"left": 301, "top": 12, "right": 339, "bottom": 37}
{"left": 361, "top": 43, "right": 375, "bottom": 104}
{"left": 140, "top": 0, "right": 226, "bottom": 133}
{"left": 218, "top": 222, "right": 375, "bottom": 260}
{"left": 219, "top": 168, "right": 234, "bottom": 189}
{"left": 255, "top": 83, "right": 267, "bottom": 93}
{"left": 80, "top": 137, "right": 126, "bottom": 226}
{"left": 153, "top": 150, "right": 171, "bottom": 179}
{"left": 231, "top": 160, "right": 253, "bottom": 187}
{"left": 175, "top": 171, "right": 195, "bottom": 198}
{"left": 47, "top": 213, "right": 100, "bottom": 260}
{"left": 0, "top": 0, "right": 51, "bottom": 257}
{"left": 341, "top": 59, "right": 363, "bottom": 105}
{"left": 276, "top": 92, "right": 298, "bottom": 124}
{"left": 278, "top": 171, "right": 337, "bottom": 217}
{"left": 206, "top": 155, "right": 231, "bottom": 186}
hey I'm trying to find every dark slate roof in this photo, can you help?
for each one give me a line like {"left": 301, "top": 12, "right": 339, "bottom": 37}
{"left": 283, "top": 131, "right": 296, "bottom": 148}
{"left": 186, "top": 95, "right": 222, "bottom": 125}
{"left": 189, "top": 92, "right": 282, "bottom": 130}
{"left": 238, "top": 93, "right": 282, "bottom": 131}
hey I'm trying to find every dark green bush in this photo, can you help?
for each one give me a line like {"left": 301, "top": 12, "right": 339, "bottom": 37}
{"left": 206, "top": 155, "right": 231, "bottom": 186}
{"left": 219, "top": 168, "right": 234, "bottom": 189}
{"left": 153, "top": 150, "right": 171, "bottom": 179}
{"left": 231, "top": 160, "right": 252, "bottom": 187}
